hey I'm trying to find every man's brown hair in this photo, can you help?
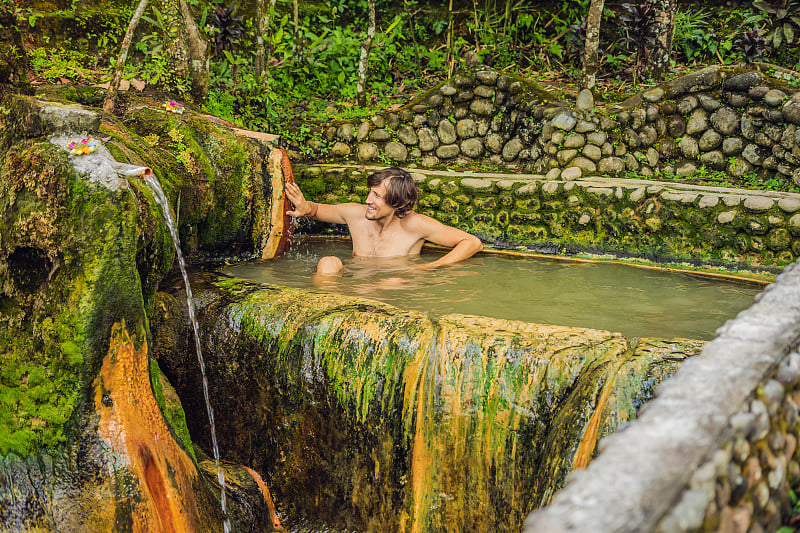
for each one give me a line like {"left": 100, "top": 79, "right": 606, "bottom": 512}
{"left": 367, "top": 167, "right": 419, "bottom": 218}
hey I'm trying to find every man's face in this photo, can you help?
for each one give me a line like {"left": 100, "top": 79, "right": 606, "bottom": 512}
{"left": 365, "top": 182, "right": 395, "bottom": 220}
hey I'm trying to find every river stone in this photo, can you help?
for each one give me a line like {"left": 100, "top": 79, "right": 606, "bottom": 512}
{"left": 779, "top": 198, "right": 800, "bottom": 213}
{"left": 658, "top": 138, "right": 679, "bottom": 159}
{"left": 741, "top": 115, "right": 756, "bottom": 140}
{"left": 370, "top": 128, "right": 391, "bottom": 142}
{"left": 722, "top": 137, "right": 744, "bottom": 156}
{"left": 639, "top": 125, "right": 657, "bottom": 147}
{"left": 427, "top": 110, "right": 441, "bottom": 127}
{"left": 460, "top": 137, "right": 484, "bottom": 158}
{"left": 680, "top": 136, "right": 700, "bottom": 159}
{"left": 357, "top": 121, "right": 371, "bottom": 141}
{"left": 440, "top": 81, "right": 457, "bottom": 96}
{"left": 557, "top": 149, "right": 578, "bottom": 165}
{"left": 561, "top": 167, "right": 582, "bottom": 180}
{"left": 502, "top": 137, "right": 524, "bottom": 161}
{"left": 571, "top": 157, "right": 597, "bottom": 173}
{"left": 474, "top": 85, "right": 494, "bottom": 98}
{"left": 470, "top": 98, "right": 496, "bottom": 116}
{"left": 438, "top": 120, "right": 457, "bottom": 144}
{"left": 724, "top": 71, "right": 763, "bottom": 91}
{"left": 453, "top": 73, "right": 474, "bottom": 87}
{"left": 418, "top": 128, "right": 439, "bottom": 152}
{"left": 728, "top": 92, "right": 751, "bottom": 107}
{"left": 454, "top": 90, "right": 473, "bottom": 104}
{"left": 564, "top": 133, "right": 586, "bottom": 149}
{"left": 411, "top": 103, "right": 428, "bottom": 114}
{"left": 598, "top": 157, "right": 625, "bottom": 175}
{"left": 583, "top": 144, "right": 602, "bottom": 162}
{"left": 337, "top": 123, "right": 355, "bottom": 141}
{"left": 413, "top": 114, "right": 427, "bottom": 128}
{"left": 698, "top": 94, "right": 722, "bottom": 112}
{"left": 624, "top": 128, "right": 641, "bottom": 149}
{"left": 384, "top": 141, "right": 408, "bottom": 162}
{"left": 427, "top": 93, "right": 444, "bottom": 108}
{"left": 647, "top": 147, "right": 659, "bottom": 167}
{"left": 764, "top": 89, "right": 786, "bottom": 107}
{"left": 742, "top": 144, "right": 765, "bottom": 166}
{"left": 710, "top": 108, "right": 740, "bottom": 136}
{"left": 699, "top": 150, "right": 726, "bottom": 170}
{"left": 676, "top": 162, "right": 698, "bottom": 177}
{"left": 456, "top": 118, "right": 477, "bottom": 139}
{"left": 728, "top": 157, "right": 754, "bottom": 177}
{"left": 575, "top": 120, "right": 597, "bottom": 133}
{"left": 666, "top": 114, "right": 687, "bottom": 137}
{"left": 576, "top": 89, "right": 594, "bottom": 111}
{"left": 698, "top": 129, "right": 723, "bottom": 151}
{"left": 677, "top": 95, "right": 699, "bottom": 115}
{"left": 436, "top": 144, "right": 460, "bottom": 159}
{"left": 552, "top": 113, "right": 577, "bottom": 131}
{"left": 629, "top": 109, "right": 646, "bottom": 130}
{"left": 331, "top": 141, "right": 352, "bottom": 157}
{"left": 698, "top": 195, "right": 719, "bottom": 209}
{"left": 744, "top": 196, "right": 775, "bottom": 212}
{"left": 642, "top": 87, "right": 665, "bottom": 103}
{"left": 718, "top": 211, "right": 737, "bottom": 224}
{"left": 665, "top": 65, "right": 722, "bottom": 96}
{"left": 686, "top": 109, "right": 709, "bottom": 135}
{"left": 586, "top": 131, "right": 607, "bottom": 146}
{"left": 486, "top": 133, "right": 504, "bottom": 153}
{"left": 397, "top": 125, "right": 418, "bottom": 145}
{"left": 784, "top": 99, "right": 800, "bottom": 126}
{"left": 357, "top": 142, "right": 378, "bottom": 161}
{"left": 476, "top": 70, "right": 498, "bottom": 85}
{"left": 476, "top": 119, "right": 490, "bottom": 137}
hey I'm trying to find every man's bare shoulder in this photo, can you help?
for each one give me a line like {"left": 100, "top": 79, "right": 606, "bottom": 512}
{"left": 334, "top": 202, "right": 367, "bottom": 220}
{"left": 402, "top": 211, "right": 446, "bottom": 232}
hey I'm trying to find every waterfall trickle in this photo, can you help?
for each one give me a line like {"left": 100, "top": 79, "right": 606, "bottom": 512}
{"left": 142, "top": 168, "right": 231, "bottom": 532}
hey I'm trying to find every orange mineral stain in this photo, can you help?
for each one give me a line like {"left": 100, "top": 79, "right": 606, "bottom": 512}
{"left": 94, "top": 323, "right": 203, "bottom": 533}
{"left": 262, "top": 147, "right": 295, "bottom": 260}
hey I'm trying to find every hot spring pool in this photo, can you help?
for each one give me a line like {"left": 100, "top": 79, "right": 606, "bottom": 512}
{"left": 223, "top": 239, "right": 763, "bottom": 340}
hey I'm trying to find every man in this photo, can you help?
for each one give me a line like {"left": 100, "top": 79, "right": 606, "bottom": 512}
{"left": 285, "top": 167, "right": 483, "bottom": 274}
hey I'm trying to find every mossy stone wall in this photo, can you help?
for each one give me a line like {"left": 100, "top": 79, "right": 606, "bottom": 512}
{"left": 312, "top": 66, "right": 800, "bottom": 189}
{"left": 296, "top": 164, "right": 800, "bottom": 269}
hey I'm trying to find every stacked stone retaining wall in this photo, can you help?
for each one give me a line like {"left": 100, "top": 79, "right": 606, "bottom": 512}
{"left": 523, "top": 256, "right": 800, "bottom": 533}
{"left": 315, "top": 66, "right": 800, "bottom": 188}
{"left": 296, "top": 164, "right": 800, "bottom": 269}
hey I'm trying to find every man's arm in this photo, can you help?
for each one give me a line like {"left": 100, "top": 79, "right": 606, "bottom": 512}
{"left": 285, "top": 182, "right": 361, "bottom": 224}
{"left": 409, "top": 213, "right": 483, "bottom": 268}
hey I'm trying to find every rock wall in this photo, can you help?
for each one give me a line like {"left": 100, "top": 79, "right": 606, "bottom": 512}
{"left": 523, "top": 256, "right": 800, "bottom": 533}
{"left": 315, "top": 66, "right": 800, "bottom": 187}
{"left": 295, "top": 164, "right": 800, "bottom": 269}
{"left": 0, "top": 95, "right": 282, "bottom": 530}
{"left": 153, "top": 273, "right": 704, "bottom": 533}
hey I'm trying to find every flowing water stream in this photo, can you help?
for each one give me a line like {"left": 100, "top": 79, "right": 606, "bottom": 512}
{"left": 143, "top": 170, "right": 231, "bottom": 532}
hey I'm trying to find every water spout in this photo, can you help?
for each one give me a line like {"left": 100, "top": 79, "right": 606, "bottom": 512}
{"left": 142, "top": 168, "right": 231, "bottom": 532}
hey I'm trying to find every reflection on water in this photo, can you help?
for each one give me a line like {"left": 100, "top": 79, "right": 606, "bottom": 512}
{"left": 223, "top": 239, "right": 762, "bottom": 340}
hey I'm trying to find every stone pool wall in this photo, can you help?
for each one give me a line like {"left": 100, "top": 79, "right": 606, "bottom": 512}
{"left": 523, "top": 250, "right": 800, "bottom": 533}
{"left": 295, "top": 164, "right": 800, "bottom": 269}
{"left": 314, "top": 66, "right": 800, "bottom": 187}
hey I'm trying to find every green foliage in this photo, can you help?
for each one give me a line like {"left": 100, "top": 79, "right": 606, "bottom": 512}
{"left": 754, "top": 0, "right": 800, "bottom": 49}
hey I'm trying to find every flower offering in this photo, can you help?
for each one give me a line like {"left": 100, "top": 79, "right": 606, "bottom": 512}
{"left": 67, "top": 137, "right": 100, "bottom": 155}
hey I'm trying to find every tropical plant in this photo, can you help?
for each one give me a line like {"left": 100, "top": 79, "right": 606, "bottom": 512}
{"left": 672, "top": 8, "right": 715, "bottom": 62}
{"left": 619, "top": 3, "right": 656, "bottom": 51}
{"left": 208, "top": 3, "right": 244, "bottom": 56}
{"left": 753, "top": 0, "right": 800, "bottom": 49}
{"left": 734, "top": 26, "right": 769, "bottom": 63}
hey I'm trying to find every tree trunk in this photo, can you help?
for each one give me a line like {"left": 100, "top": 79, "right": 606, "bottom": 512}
{"left": 255, "top": 0, "right": 266, "bottom": 76}
{"left": 639, "top": 0, "right": 676, "bottom": 81}
{"left": 178, "top": 0, "right": 209, "bottom": 100}
{"left": 103, "top": 0, "right": 149, "bottom": 113}
{"left": 581, "top": 0, "right": 604, "bottom": 90}
{"left": 356, "top": 0, "right": 376, "bottom": 106}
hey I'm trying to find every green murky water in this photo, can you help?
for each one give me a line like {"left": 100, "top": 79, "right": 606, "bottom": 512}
{"left": 223, "top": 239, "right": 762, "bottom": 340}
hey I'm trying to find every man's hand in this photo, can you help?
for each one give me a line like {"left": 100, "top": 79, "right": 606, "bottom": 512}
{"left": 285, "top": 182, "right": 316, "bottom": 218}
